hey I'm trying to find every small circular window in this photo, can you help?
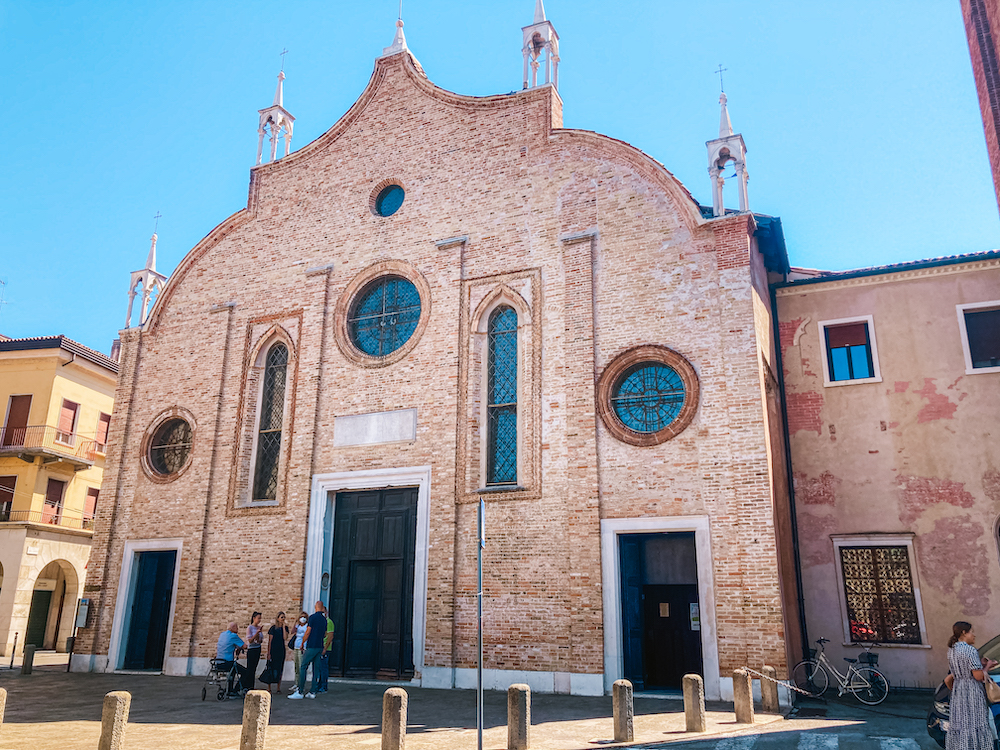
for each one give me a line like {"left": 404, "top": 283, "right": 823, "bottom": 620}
{"left": 348, "top": 275, "right": 422, "bottom": 356}
{"left": 597, "top": 345, "right": 699, "bottom": 446}
{"left": 148, "top": 418, "right": 193, "bottom": 476}
{"left": 374, "top": 184, "right": 405, "bottom": 217}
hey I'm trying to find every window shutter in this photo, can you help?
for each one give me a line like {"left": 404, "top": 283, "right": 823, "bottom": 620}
{"left": 0, "top": 476, "right": 15, "bottom": 512}
{"left": 826, "top": 322, "right": 868, "bottom": 348}
{"left": 96, "top": 413, "right": 111, "bottom": 446}
{"left": 58, "top": 400, "right": 79, "bottom": 434}
{"left": 45, "top": 479, "right": 65, "bottom": 507}
{"left": 85, "top": 487, "right": 99, "bottom": 518}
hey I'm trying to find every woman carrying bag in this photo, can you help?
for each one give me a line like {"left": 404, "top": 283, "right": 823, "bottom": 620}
{"left": 260, "top": 611, "right": 289, "bottom": 694}
{"left": 945, "top": 621, "right": 998, "bottom": 750}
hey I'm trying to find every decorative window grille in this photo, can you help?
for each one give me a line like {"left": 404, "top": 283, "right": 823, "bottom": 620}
{"left": 611, "top": 363, "right": 686, "bottom": 433}
{"left": 840, "top": 545, "right": 921, "bottom": 644}
{"left": 487, "top": 306, "right": 518, "bottom": 485}
{"left": 348, "top": 276, "right": 422, "bottom": 357}
{"left": 253, "top": 343, "right": 289, "bottom": 501}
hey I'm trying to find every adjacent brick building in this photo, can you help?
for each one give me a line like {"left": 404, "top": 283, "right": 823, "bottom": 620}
{"left": 74, "top": 9, "right": 802, "bottom": 699}
{"left": 961, "top": 0, "right": 1000, "bottom": 212}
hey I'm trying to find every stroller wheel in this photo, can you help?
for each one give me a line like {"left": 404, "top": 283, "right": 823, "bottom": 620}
{"left": 217, "top": 688, "right": 226, "bottom": 701}
{"left": 201, "top": 686, "right": 207, "bottom": 701}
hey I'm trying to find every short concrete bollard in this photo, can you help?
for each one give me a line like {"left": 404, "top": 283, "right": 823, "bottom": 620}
{"left": 683, "top": 673, "right": 706, "bottom": 733}
{"left": 21, "top": 644, "right": 35, "bottom": 675}
{"left": 240, "top": 690, "right": 271, "bottom": 750}
{"left": 382, "top": 687, "right": 408, "bottom": 750}
{"left": 760, "top": 666, "right": 780, "bottom": 713}
{"left": 0, "top": 687, "right": 6, "bottom": 731}
{"left": 612, "top": 679, "right": 634, "bottom": 742}
{"left": 98, "top": 691, "right": 131, "bottom": 750}
{"left": 733, "top": 669, "right": 755, "bottom": 724}
{"left": 508, "top": 683, "right": 531, "bottom": 750}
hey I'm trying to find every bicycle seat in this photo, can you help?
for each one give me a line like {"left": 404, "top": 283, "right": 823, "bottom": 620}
{"left": 843, "top": 657, "right": 857, "bottom": 663}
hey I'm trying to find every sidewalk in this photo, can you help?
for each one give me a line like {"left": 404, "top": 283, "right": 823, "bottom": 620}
{"left": 0, "top": 670, "right": 783, "bottom": 750}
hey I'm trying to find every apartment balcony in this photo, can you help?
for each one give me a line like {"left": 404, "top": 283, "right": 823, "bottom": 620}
{"left": 0, "top": 425, "right": 99, "bottom": 471}
{"left": 0, "top": 508, "right": 95, "bottom": 532}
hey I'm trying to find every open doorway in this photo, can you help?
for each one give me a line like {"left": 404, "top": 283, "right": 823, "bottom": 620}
{"left": 619, "top": 532, "right": 702, "bottom": 690}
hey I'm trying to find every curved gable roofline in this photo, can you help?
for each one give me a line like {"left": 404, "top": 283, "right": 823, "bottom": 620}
{"left": 250, "top": 51, "right": 561, "bottom": 180}
{"left": 549, "top": 129, "right": 707, "bottom": 232}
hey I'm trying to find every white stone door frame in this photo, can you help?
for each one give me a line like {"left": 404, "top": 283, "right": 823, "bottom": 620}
{"left": 307, "top": 466, "right": 431, "bottom": 677}
{"left": 600, "top": 515, "right": 721, "bottom": 699}
{"left": 107, "top": 537, "right": 184, "bottom": 674}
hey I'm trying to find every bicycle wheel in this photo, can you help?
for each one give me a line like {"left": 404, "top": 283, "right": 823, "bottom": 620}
{"left": 791, "top": 659, "right": 829, "bottom": 697}
{"left": 851, "top": 666, "right": 889, "bottom": 705}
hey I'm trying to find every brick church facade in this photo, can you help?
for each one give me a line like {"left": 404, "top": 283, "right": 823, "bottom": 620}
{"left": 74, "top": 7, "right": 801, "bottom": 699}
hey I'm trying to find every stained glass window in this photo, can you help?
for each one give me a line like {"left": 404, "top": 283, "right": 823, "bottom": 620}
{"left": 253, "top": 343, "right": 288, "bottom": 501}
{"left": 348, "top": 276, "right": 422, "bottom": 357}
{"left": 149, "top": 418, "right": 192, "bottom": 475}
{"left": 611, "top": 362, "right": 686, "bottom": 433}
{"left": 840, "top": 545, "right": 921, "bottom": 644}
{"left": 375, "top": 185, "right": 405, "bottom": 217}
{"left": 487, "top": 306, "right": 518, "bottom": 485}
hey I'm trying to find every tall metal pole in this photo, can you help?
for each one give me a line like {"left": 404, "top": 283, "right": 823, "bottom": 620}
{"left": 477, "top": 496, "right": 485, "bottom": 750}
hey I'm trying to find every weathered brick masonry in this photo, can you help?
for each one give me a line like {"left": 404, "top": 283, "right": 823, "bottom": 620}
{"left": 75, "top": 50, "right": 797, "bottom": 697}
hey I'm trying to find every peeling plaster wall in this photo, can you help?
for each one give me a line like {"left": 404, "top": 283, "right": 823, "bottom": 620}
{"left": 776, "top": 260, "right": 1000, "bottom": 687}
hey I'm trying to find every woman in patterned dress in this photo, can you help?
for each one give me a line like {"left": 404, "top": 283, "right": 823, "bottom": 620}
{"left": 945, "top": 621, "right": 995, "bottom": 750}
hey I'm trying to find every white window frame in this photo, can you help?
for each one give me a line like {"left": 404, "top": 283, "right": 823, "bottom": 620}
{"left": 818, "top": 315, "right": 882, "bottom": 387}
{"left": 831, "top": 534, "right": 930, "bottom": 648}
{"left": 957, "top": 300, "right": 1000, "bottom": 375}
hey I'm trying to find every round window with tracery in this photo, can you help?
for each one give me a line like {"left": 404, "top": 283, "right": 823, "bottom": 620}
{"left": 597, "top": 345, "right": 699, "bottom": 446}
{"left": 348, "top": 275, "right": 422, "bottom": 357}
{"left": 148, "top": 418, "right": 193, "bottom": 476}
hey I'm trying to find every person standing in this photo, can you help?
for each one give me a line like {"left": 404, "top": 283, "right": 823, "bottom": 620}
{"left": 945, "top": 621, "right": 996, "bottom": 750}
{"left": 261, "top": 611, "right": 289, "bottom": 694}
{"left": 289, "top": 610, "right": 309, "bottom": 695}
{"left": 288, "top": 601, "right": 327, "bottom": 700}
{"left": 316, "top": 603, "right": 334, "bottom": 693}
{"left": 244, "top": 611, "right": 263, "bottom": 691}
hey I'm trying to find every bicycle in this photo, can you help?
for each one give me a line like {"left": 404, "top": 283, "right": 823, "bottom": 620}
{"left": 791, "top": 637, "right": 889, "bottom": 705}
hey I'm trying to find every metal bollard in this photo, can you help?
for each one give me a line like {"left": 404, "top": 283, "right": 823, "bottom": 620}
{"left": 733, "top": 669, "right": 755, "bottom": 724}
{"left": 382, "top": 687, "right": 408, "bottom": 750}
{"left": 683, "top": 673, "right": 706, "bottom": 732}
{"left": 760, "top": 666, "right": 780, "bottom": 713}
{"left": 240, "top": 690, "right": 271, "bottom": 750}
{"left": 98, "top": 691, "right": 131, "bottom": 750}
{"left": 21, "top": 644, "right": 35, "bottom": 675}
{"left": 612, "top": 679, "right": 634, "bottom": 742}
{"left": 507, "top": 683, "right": 531, "bottom": 750}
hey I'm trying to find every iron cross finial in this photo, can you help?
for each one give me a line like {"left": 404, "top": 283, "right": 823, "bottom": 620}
{"left": 280, "top": 48, "right": 289, "bottom": 71}
{"left": 153, "top": 211, "right": 162, "bottom": 233}
{"left": 714, "top": 64, "right": 728, "bottom": 93}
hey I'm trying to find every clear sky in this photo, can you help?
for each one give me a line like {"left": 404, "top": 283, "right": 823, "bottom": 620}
{"left": 1, "top": 1, "right": 997, "bottom": 355}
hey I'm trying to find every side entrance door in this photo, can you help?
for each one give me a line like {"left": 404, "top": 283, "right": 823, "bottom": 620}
{"left": 25, "top": 589, "right": 53, "bottom": 647}
{"left": 122, "top": 550, "right": 176, "bottom": 670}
{"left": 329, "top": 487, "right": 417, "bottom": 680}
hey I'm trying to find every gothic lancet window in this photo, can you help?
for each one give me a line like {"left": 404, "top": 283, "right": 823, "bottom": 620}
{"left": 487, "top": 306, "right": 518, "bottom": 485}
{"left": 252, "top": 343, "right": 288, "bottom": 501}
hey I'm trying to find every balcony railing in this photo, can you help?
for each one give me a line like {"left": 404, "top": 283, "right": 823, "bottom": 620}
{"left": 0, "top": 425, "right": 98, "bottom": 468}
{"left": 0, "top": 508, "right": 95, "bottom": 531}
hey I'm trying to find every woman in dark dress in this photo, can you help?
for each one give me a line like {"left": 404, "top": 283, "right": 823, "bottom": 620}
{"left": 262, "top": 611, "right": 289, "bottom": 694}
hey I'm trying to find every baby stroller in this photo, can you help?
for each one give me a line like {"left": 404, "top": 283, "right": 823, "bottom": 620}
{"left": 202, "top": 648, "right": 243, "bottom": 701}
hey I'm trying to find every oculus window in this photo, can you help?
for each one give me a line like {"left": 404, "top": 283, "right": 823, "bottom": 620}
{"left": 348, "top": 276, "right": 422, "bottom": 357}
{"left": 596, "top": 345, "right": 700, "bottom": 446}
{"left": 486, "top": 306, "right": 518, "bottom": 485}
{"left": 373, "top": 184, "right": 405, "bottom": 217}
{"left": 148, "top": 418, "right": 192, "bottom": 477}
{"left": 252, "top": 343, "right": 288, "bottom": 501}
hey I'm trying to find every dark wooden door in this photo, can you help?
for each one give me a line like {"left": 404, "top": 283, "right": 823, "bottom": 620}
{"left": 25, "top": 590, "right": 52, "bottom": 647}
{"left": 642, "top": 583, "right": 702, "bottom": 688}
{"left": 330, "top": 487, "right": 417, "bottom": 679}
{"left": 619, "top": 535, "right": 645, "bottom": 689}
{"left": 123, "top": 550, "right": 176, "bottom": 670}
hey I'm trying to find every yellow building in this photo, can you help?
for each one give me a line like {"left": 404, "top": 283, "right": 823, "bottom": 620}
{"left": 0, "top": 335, "right": 117, "bottom": 656}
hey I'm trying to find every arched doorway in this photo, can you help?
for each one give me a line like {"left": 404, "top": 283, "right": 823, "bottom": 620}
{"left": 26, "top": 560, "right": 79, "bottom": 650}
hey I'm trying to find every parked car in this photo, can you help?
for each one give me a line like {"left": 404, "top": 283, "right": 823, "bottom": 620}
{"left": 927, "top": 633, "right": 1000, "bottom": 748}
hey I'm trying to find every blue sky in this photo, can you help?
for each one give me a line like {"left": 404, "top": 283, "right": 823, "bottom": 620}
{"left": 1, "top": 1, "right": 997, "bottom": 355}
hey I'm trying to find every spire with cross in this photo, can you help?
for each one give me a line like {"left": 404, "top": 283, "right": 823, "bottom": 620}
{"left": 256, "top": 50, "right": 295, "bottom": 165}
{"left": 125, "top": 215, "right": 168, "bottom": 328}
{"left": 521, "top": 0, "right": 559, "bottom": 91}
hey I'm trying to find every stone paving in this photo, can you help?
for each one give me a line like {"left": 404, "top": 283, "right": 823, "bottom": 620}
{"left": 0, "top": 664, "right": 785, "bottom": 750}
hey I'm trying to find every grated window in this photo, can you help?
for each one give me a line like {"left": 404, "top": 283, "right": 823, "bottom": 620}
{"left": 252, "top": 344, "right": 288, "bottom": 500}
{"left": 487, "top": 306, "right": 518, "bottom": 485}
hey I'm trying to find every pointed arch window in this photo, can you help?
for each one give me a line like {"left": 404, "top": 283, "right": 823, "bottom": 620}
{"left": 487, "top": 306, "right": 518, "bottom": 485}
{"left": 252, "top": 343, "right": 288, "bottom": 501}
